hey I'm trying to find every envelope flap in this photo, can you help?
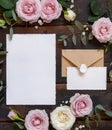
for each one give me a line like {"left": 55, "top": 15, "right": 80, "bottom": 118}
{"left": 62, "top": 49, "right": 104, "bottom": 68}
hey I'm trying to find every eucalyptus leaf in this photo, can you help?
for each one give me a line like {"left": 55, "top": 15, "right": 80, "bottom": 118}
{"left": 88, "top": 32, "right": 93, "bottom": 40}
{"left": 14, "top": 122, "right": 24, "bottom": 129}
{"left": 0, "top": 25, "right": 7, "bottom": 29}
{"left": 9, "top": 125, "right": 24, "bottom": 130}
{"left": 12, "top": 9, "right": 17, "bottom": 21}
{"left": 59, "top": 35, "right": 68, "bottom": 40}
{"left": 72, "top": 34, "right": 76, "bottom": 46}
{"left": 85, "top": 117, "right": 91, "bottom": 130}
{"left": 95, "top": 104, "right": 105, "bottom": 121}
{"left": 81, "top": 33, "right": 87, "bottom": 46}
{"left": 0, "top": 84, "right": 3, "bottom": 92}
{"left": 3, "top": 13, "right": 11, "bottom": 25}
{"left": 0, "top": 60, "right": 4, "bottom": 64}
{"left": 90, "top": 0, "right": 104, "bottom": 16}
{"left": 67, "top": 25, "right": 74, "bottom": 33}
{"left": 109, "top": 70, "right": 112, "bottom": 81}
{"left": 63, "top": 39, "right": 67, "bottom": 47}
{"left": 75, "top": 20, "right": 84, "bottom": 30}
{"left": 0, "top": 43, "right": 2, "bottom": 48}
{"left": 0, "top": 97, "right": 4, "bottom": 103}
{"left": 0, "top": 51, "right": 7, "bottom": 55}
{"left": 105, "top": 110, "right": 112, "bottom": 117}
{"left": 0, "top": 0, "right": 14, "bottom": 9}
{"left": 10, "top": 27, "right": 13, "bottom": 40}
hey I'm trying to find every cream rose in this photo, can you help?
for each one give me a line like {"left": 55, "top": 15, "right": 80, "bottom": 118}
{"left": 92, "top": 17, "right": 112, "bottom": 43}
{"left": 25, "top": 109, "right": 49, "bottom": 130}
{"left": 41, "top": 0, "right": 62, "bottom": 23}
{"left": 50, "top": 106, "right": 76, "bottom": 130}
{"left": 70, "top": 93, "right": 93, "bottom": 117}
{"left": 64, "top": 9, "right": 76, "bottom": 22}
{"left": 16, "top": 0, "right": 41, "bottom": 23}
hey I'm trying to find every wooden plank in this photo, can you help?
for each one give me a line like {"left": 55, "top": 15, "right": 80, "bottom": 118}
{"left": 1, "top": 121, "right": 112, "bottom": 130}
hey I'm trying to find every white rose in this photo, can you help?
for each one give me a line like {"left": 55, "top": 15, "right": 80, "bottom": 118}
{"left": 64, "top": 9, "right": 76, "bottom": 22}
{"left": 50, "top": 106, "right": 76, "bottom": 130}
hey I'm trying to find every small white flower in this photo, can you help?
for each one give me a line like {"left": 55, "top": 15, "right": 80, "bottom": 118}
{"left": 38, "top": 19, "right": 44, "bottom": 26}
{"left": 64, "top": 9, "right": 76, "bottom": 22}
{"left": 50, "top": 106, "right": 76, "bottom": 130}
{"left": 75, "top": 127, "right": 79, "bottom": 130}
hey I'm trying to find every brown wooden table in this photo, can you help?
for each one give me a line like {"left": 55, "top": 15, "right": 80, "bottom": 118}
{"left": 0, "top": 0, "right": 112, "bottom": 129}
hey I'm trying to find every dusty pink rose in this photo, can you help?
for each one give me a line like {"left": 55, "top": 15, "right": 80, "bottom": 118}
{"left": 41, "top": 0, "right": 62, "bottom": 23}
{"left": 25, "top": 109, "right": 49, "bottom": 130}
{"left": 16, "top": 0, "right": 41, "bottom": 23}
{"left": 70, "top": 93, "right": 93, "bottom": 117}
{"left": 92, "top": 17, "right": 112, "bottom": 43}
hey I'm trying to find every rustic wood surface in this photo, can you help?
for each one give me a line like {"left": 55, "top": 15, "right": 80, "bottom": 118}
{"left": 0, "top": 0, "right": 112, "bottom": 130}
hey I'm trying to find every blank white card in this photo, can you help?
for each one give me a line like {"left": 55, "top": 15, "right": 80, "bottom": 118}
{"left": 6, "top": 34, "right": 56, "bottom": 105}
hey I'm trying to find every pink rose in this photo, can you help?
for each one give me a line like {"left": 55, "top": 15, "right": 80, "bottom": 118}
{"left": 41, "top": 0, "right": 62, "bottom": 23}
{"left": 25, "top": 109, "right": 49, "bottom": 130}
{"left": 16, "top": 0, "right": 41, "bottom": 23}
{"left": 92, "top": 17, "right": 112, "bottom": 43}
{"left": 8, "top": 110, "right": 18, "bottom": 120}
{"left": 70, "top": 93, "right": 93, "bottom": 117}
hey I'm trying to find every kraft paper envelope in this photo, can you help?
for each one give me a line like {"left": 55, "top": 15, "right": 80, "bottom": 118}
{"left": 67, "top": 67, "right": 107, "bottom": 90}
{"left": 6, "top": 34, "right": 56, "bottom": 105}
{"left": 62, "top": 49, "right": 104, "bottom": 77}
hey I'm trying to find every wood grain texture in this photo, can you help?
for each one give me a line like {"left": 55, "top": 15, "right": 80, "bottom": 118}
{"left": 0, "top": 0, "right": 112, "bottom": 129}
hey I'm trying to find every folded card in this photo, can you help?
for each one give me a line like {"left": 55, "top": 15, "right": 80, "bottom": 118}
{"left": 6, "top": 34, "right": 56, "bottom": 105}
{"left": 62, "top": 49, "right": 104, "bottom": 77}
{"left": 67, "top": 67, "right": 107, "bottom": 90}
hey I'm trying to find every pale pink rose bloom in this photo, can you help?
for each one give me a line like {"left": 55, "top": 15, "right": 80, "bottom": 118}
{"left": 25, "top": 109, "right": 49, "bottom": 130}
{"left": 70, "top": 93, "right": 93, "bottom": 117}
{"left": 41, "top": 0, "right": 62, "bottom": 23}
{"left": 92, "top": 17, "right": 112, "bottom": 43}
{"left": 16, "top": 0, "right": 41, "bottom": 23}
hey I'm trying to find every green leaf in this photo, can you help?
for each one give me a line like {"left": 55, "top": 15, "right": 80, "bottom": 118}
{"left": 85, "top": 117, "right": 91, "bottom": 130}
{"left": 3, "top": 12, "right": 11, "bottom": 25}
{"left": 88, "top": 16, "right": 101, "bottom": 23}
{"left": 57, "top": 0, "right": 68, "bottom": 8}
{"left": 81, "top": 33, "right": 87, "bottom": 46}
{"left": 59, "top": 35, "right": 68, "bottom": 40}
{"left": 0, "top": 97, "right": 4, "bottom": 103}
{"left": 66, "top": 25, "right": 74, "bottom": 33}
{"left": 72, "top": 34, "right": 76, "bottom": 46}
{"left": 4, "top": 10, "right": 13, "bottom": 18}
{"left": 75, "top": 20, "right": 84, "bottom": 30}
{"left": 95, "top": 104, "right": 106, "bottom": 111}
{"left": 0, "top": 51, "right": 7, "bottom": 55}
{"left": 0, "top": 81, "right": 3, "bottom": 91}
{"left": 9, "top": 125, "right": 24, "bottom": 130}
{"left": 90, "top": 0, "right": 104, "bottom": 16}
{"left": 95, "top": 104, "right": 105, "bottom": 121}
{"left": 0, "top": 60, "right": 4, "bottom": 64}
{"left": 105, "top": 110, "right": 112, "bottom": 117}
{"left": 0, "top": 0, "right": 14, "bottom": 9}
{"left": 109, "top": 70, "right": 112, "bottom": 81}
{"left": 12, "top": 9, "right": 17, "bottom": 21}
{"left": 0, "top": 43, "right": 2, "bottom": 48}
{"left": 88, "top": 32, "right": 93, "bottom": 40}
{"left": 14, "top": 122, "right": 24, "bottom": 129}
{"left": 63, "top": 39, "right": 67, "bottom": 47}
{"left": 10, "top": 27, "right": 13, "bottom": 40}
